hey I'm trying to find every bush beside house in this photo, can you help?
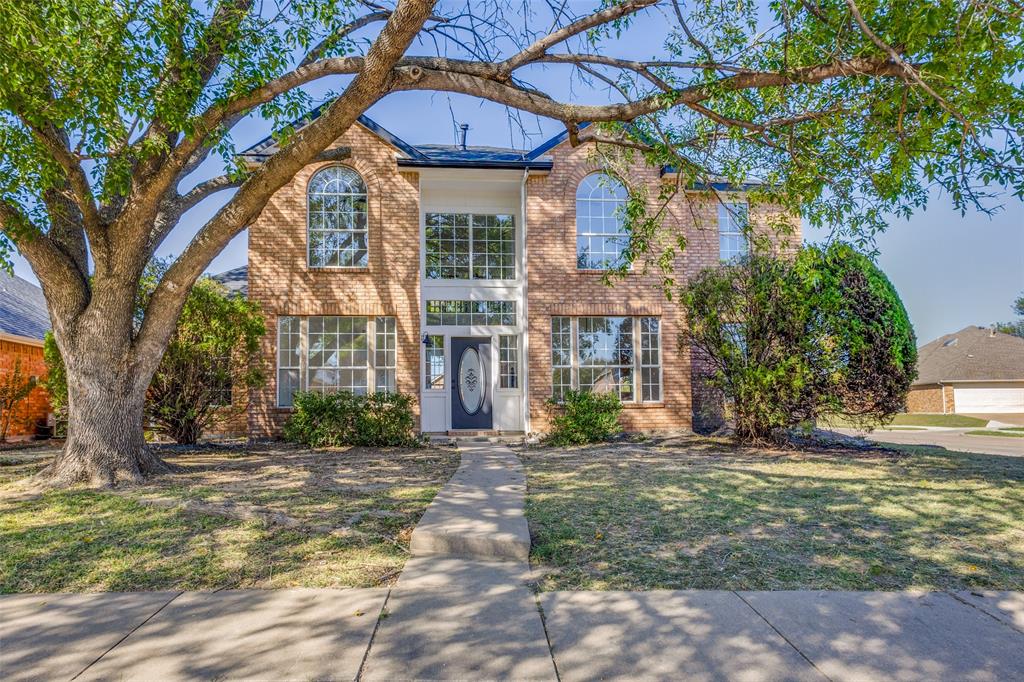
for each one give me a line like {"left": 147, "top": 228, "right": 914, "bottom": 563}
{"left": 283, "top": 391, "right": 419, "bottom": 448}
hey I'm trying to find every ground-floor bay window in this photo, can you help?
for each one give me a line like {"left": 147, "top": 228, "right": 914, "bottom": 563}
{"left": 277, "top": 315, "right": 397, "bottom": 407}
{"left": 550, "top": 316, "right": 662, "bottom": 403}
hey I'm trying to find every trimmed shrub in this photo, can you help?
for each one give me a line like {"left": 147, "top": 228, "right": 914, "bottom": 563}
{"left": 545, "top": 390, "right": 623, "bottom": 445}
{"left": 283, "top": 391, "right": 419, "bottom": 448}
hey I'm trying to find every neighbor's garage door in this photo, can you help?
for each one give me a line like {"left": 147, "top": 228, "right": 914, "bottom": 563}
{"left": 953, "top": 384, "right": 1024, "bottom": 413}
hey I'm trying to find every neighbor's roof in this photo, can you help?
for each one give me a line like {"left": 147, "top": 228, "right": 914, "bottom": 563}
{"left": 0, "top": 271, "right": 50, "bottom": 342}
{"left": 239, "top": 107, "right": 556, "bottom": 170}
{"left": 210, "top": 265, "right": 248, "bottom": 298}
{"left": 914, "top": 326, "right": 1024, "bottom": 385}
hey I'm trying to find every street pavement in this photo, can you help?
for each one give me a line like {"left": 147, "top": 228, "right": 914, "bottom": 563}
{"left": 835, "top": 427, "right": 1024, "bottom": 457}
{"left": 4, "top": 441, "right": 1024, "bottom": 681}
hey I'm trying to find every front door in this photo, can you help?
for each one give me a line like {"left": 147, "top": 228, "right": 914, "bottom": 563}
{"left": 451, "top": 337, "right": 493, "bottom": 430}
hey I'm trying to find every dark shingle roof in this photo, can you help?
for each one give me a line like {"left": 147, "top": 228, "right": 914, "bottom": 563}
{"left": 0, "top": 271, "right": 50, "bottom": 341}
{"left": 210, "top": 265, "right": 248, "bottom": 298}
{"left": 239, "top": 109, "right": 554, "bottom": 170}
{"left": 914, "top": 326, "right": 1024, "bottom": 385}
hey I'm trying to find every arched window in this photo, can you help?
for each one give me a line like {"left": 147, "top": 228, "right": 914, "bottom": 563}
{"left": 307, "top": 166, "right": 368, "bottom": 268}
{"left": 575, "top": 173, "right": 629, "bottom": 270}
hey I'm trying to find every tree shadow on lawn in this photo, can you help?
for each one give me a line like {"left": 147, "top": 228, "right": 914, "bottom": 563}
{"left": 523, "top": 441, "right": 1024, "bottom": 592}
{"left": 0, "top": 443, "right": 460, "bottom": 593}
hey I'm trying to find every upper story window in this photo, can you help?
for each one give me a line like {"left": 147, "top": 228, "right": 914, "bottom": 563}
{"left": 307, "top": 166, "right": 368, "bottom": 268}
{"left": 718, "top": 201, "right": 749, "bottom": 262}
{"left": 576, "top": 173, "right": 629, "bottom": 270}
{"left": 425, "top": 213, "right": 515, "bottom": 280}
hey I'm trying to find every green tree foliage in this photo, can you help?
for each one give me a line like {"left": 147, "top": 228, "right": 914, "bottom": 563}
{"left": 41, "top": 332, "right": 67, "bottom": 433}
{"left": 683, "top": 242, "right": 917, "bottom": 443}
{"left": 1, "top": 0, "right": 1020, "bottom": 483}
{"left": 145, "top": 278, "right": 265, "bottom": 444}
{"left": 283, "top": 391, "right": 419, "bottom": 448}
{"left": 0, "top": 357, "right": 36, "bottom": 442}
{"left": 994, "top": 292, "right": 1024, "bottom": 338}
{"left": 44, "top": 272, "right": 265, "bottom": 444}
{"left": 545, "top": 390, "right": 624, "bottom": 446}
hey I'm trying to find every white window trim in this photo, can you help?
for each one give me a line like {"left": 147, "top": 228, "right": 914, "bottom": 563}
{"left": 575, "top": 173, "right": 633, "bottom": 272}
{"left": 276, "top": 315, "right": 396, "bottom": 407}
{"left": 424, "top": 334, "right": 446, "bottom": 392}
{"left": 424, "top": 212, "right": 517, "bottom": 281}
{"left": 307, "top": 166, "right": 369, "bottom": 270}
{"left": 550, "top": 316, "right": 663, "bottom": 404}
{"left": 718, "top": 201, "right": 749, "bottom": 262}
{"left": 497, "top": 334, "right": 521, "bottom": 393}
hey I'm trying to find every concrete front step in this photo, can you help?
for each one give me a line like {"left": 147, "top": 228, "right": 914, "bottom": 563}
{"left": 409, "top": 442, "right": 532, "bottom": 562}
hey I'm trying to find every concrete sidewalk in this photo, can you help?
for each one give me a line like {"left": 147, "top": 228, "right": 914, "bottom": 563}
{"left": 4, "top": 587, "right": 1023, "bottom": 680}
{"left": 4, "top": 443, "right": 1024, "bottom": 680}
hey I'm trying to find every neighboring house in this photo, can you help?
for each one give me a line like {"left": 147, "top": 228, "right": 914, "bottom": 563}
{"left": 239, "top": 111, "right": 798, "bottom": 436}
{"left": 908, "top": 326, "right": 1024, "bottom": 414}
{"left": 0, "top": 271, "right": 52, "bottom": 437}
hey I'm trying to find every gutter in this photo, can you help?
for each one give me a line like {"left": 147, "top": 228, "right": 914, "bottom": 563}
{"left": 520, "top": 167, "right": 531, "bottom": 435}
{"left": 0, "top": 331, "right": 45, "bottom": 348}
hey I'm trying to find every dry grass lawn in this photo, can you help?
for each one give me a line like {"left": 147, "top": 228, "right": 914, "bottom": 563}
{"left": 522, "top": 436, "right": 1024, "bottom": 592}
{"left": 0, "top": 443, "right": 458, "bottom": 593}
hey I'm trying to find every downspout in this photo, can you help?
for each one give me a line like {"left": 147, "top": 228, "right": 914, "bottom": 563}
{"left": 520, "top": 167, "right": 531, "bottom": 435}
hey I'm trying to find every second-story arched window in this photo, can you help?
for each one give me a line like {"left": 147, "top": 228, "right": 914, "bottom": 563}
{"left": 575, "top": 173, "right": 629, "bottom": 270}
{"left": 307, "top": 166, "right": 368, "bottom": 268}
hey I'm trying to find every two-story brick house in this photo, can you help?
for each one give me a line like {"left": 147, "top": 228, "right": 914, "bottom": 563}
{"left": 239, "top": 111, "right": 797, "bottom": 437}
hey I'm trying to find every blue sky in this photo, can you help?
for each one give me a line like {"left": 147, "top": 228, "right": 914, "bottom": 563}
{"left": 9, "top": 2, "right": 1023, "bottom": 344}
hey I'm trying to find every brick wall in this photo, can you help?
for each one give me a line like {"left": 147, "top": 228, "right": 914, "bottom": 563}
{"left": 0, "top": 339, "right": 50, "bottom": 438}
{"left": 906, "top": 385, "right": 944, "bottom": 413}
{"left": 247, "top": 124, "right": 421, "bottom": 437}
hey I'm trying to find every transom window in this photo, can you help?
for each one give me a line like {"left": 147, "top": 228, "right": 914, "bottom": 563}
{"left": 425, "top": 213, "right": 515, "bottom": 280}
{"left": 425, "top": 300, "right": 516, "bottom": 326}
{"left": 718, "top": 201, "right": 749, "bottom": 262}
{"left": 576, "top": 174, "right": 630, "bottom": 270}
{"left": 276, "top": 315, "right": 396, "bottom": 407}
{"left": 307, "top": 166, "right": 368, "bottom": 268}
{"left": 551, "top": 316, "right": 662, "bottom": 403}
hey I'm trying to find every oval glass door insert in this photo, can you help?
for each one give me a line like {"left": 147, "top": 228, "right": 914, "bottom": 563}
{"left": 458, "top": 347, "right": 483, "bottom": 415}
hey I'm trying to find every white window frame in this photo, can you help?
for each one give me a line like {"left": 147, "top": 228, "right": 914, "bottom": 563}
{"left": 424, "top": 212, "right": 516, "bottom": 281}
{"left": 498, "top": 335, "right": 520, "bottom": 391}
{"left": 718, "top": 201, "right": 749, "bottom": 262}
{"left": 307, "top": 165, "right": 369, "bottom": 269}
{"left": 424, "top": 334, "right": 446, "bottom": 391}
{"left": 549, "top": 316, "right": 662, "bottom": 404}
{"left": 576, "top": 173, "right": 630, "bottom": 271}
{"left": 276, "top": 315, "right": 397, "bottom": 407}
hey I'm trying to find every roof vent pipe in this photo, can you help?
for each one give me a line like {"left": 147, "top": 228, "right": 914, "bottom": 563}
{"left": 459, "top": 123, "right": 469, "bottom": 150}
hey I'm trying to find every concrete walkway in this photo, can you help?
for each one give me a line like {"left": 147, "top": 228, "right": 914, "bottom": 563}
{"left": 4, "top": 443, "right": 1024, "bottom": 680}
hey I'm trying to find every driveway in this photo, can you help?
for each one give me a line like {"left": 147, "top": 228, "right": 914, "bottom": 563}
{"left": 964, "top": 413, "right": 1024, "bottom": 426}
{"left": 836, "top": 428, "right": 1024, "bottom": 457}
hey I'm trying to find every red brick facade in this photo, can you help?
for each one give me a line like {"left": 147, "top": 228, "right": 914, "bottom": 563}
{"left": 0, "top": 337, "right": 50, "bottom": 438}
{"left": 246, "top": 122, "right": 799, "bottom": 437}
{"left": 906, "top": 384, "right": 954, "bottom": 414}
{"left": 248, "top": 124, "right": 422, "bottom": 437}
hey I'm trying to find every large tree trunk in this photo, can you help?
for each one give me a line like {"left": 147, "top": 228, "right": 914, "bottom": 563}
{"left": 38, "top": 309, "right": 175, "bottom": 487}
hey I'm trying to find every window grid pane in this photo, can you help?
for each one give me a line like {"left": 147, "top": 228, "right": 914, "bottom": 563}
{"left": 640, "top": 317, "right": 662, "bottom": 402}
{"left": 308, "top": 166, "right": 368, "bottom": 268}
{"left": 307, "top": 316, "right": 369, "bottom": 395}
{"left": 551, "top": 316, "right": 572, "bottom": 400}
{"left": 499, "top": 335, "right": 519, "bottom": 389}
{"left": 277, "top": 316, "right": 302, "bottom": 407}
{"left": 576, "top": 174, "right": 629, "bottom": 270}
{"left": 375, "top": 316, "right": 397, "bottom": 393}
{"left": 718, "top": 202, "right": 749, "bottom": 262}
{"left": 426, "top": 335, "right": 445, "bottom": 389}
{"left": 577, "top": 316, "right": 634, "bottom": 401}
{"left": 426, "top": 213, "right": 515, "bottom": 281}
{"left": 425, "top": 300, "right": 516, "bottom": 326}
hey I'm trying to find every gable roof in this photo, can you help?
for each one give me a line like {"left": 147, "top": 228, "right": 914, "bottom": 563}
{"left": 210, "top": 265, "right": 248, "bottom": 298}
{"left": 914, "top": 326, "right": 1024, "bottom": 385}
{"left": 0, "top": 271, "right": 50, "bottom": 342}
{"left": 239, "top": 107, "right": 554, "bottom": 170}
